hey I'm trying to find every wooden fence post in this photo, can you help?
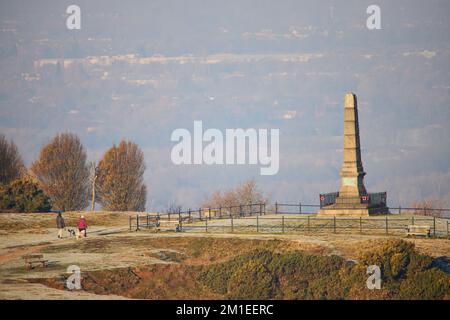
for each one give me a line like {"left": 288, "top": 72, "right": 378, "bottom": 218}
{"left": 385, "top": 216, "right": 388, "bottom": 235}
{"left": 129, "top": 216, "right": 132, "bottom": 231}
{"left": 359, "top": 216, "right": 362, "bottom": 233}
{"left": 259, "top": 203, "right": 262, "bottom": 216}
{"left": 168, "top": 211, "right": 171, "bottom": 221}
{"left": 412, "top": 216, "right": 415, "bottom": 226}
{"left": 209, "top": 207, "right": 212, "bottom": 220}
{"left": 433, "top": 216, "right": 436, "bottom": 237}
{"left": 447, "top": 221, "right": 449, "bottom": 236}
{"left": 275, "top": 202, "right": 278, "bottom": 214}
{"left": 256, "top": 215, "right": 259, "bottom": 233}
{"left": 263, "top": 203, "right": 266, "bottom": 215}
{"left": 282, "top": 216, "right": 284, "bottom": 233}
{"left": 399, "top": 206, "right": 402, "bottom": 215}
{"left": 205, "top": 219, "right": 208, "bottom": 233}
{"left": 188, "top": 209, "right": 191, "bottom": 222}
{"left": 333, "top": 216, "right": 336, "bottom": 233}
{"left": 299, "top": 202, "right": 302, "bottom": 214}
{"left": 136, "top": 214, "right": 140, "bottom": 231}
{"left": 146, "top": 213, "right": 149, "bottom": 228}
{"left": 307, "top": 216, "right": 310, "bottom": 232}
{"left": 239, "top": 205, "right": 243, "bottom": 217}
{"left": 231, "top": 216, "right": 234, "bottom": 233}
{"left": 219, "top": 206, "right": 222, "bottom": 218}
{"left": 199, "top": 208, "right": 202, "bottom": 221}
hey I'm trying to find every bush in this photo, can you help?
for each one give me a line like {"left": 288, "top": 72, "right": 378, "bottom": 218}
{"left": 199, "top": 240, "right": 449, "bottom": 300}
{"left": 227, "top": 260, "right": 274, "bottom": 299}
{"left": 199, "top": 249, "right": 273, "bottom": 296}
{"left": 359, "top": 240, "right": 432, "bottom": 282}
{"left": 0, "top": 178, "right": 51, "bottom": 212}
{"left": 199, "top": 249, "right": 347, "bottom": 299}
{"left": 398, "top": 268, "right": 450, "bottom": 300}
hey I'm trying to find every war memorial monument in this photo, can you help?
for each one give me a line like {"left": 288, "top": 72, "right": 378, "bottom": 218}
{"left": 318, "top": 93, "right": 389, "bottom": 216}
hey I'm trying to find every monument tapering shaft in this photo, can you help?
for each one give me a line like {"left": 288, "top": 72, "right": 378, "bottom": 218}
{"left": 339, "top": 93, "right": 367, "bottom": 197}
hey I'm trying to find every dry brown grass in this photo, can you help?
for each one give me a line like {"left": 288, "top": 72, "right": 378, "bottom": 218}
{"left": 1, "top": 228, "right": 448, "bottom": 300}
{"left": 0, "top": 211, "right": 145, "bottom": 234}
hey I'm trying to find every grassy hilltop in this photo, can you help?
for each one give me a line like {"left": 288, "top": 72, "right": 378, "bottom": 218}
{"left": 0, "top": 212, "right": 449, "bottom": 300}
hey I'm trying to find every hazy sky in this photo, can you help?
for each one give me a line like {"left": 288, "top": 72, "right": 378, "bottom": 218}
{"left": 1, "top": 0, "right": 449, "bottom": 210}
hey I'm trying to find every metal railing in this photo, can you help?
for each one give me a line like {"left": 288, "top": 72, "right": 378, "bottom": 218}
{"left": 319, "top": 192, "right": 387, "bottom": 208}
{"left": 319, "top": 192, "right": 339, "bottom": 207}
{"left": 368, "top": 192, "right": 387, "bottom": 207}
{"left": 128, "top": 201, "right": 450, "bottom": 237}
{"left": 129, "top": 202, "right": 267, "bottom": 231}
{"left": 180, "top": 215, "right": 449, "bottom": 237}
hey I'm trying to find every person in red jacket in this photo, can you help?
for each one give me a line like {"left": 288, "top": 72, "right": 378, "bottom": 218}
{"left": 76, "top": 215, "right": 87, "bottom": 239}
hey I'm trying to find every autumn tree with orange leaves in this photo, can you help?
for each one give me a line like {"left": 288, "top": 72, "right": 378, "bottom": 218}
{"left": 96, "top": 140, "right": 147, "bottom": 211}
{"left": 31, "top": 133, "right": 89, "bottom": 211}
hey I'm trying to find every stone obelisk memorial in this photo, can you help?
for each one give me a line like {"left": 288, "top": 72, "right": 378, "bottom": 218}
{"left": 318, "top": 92, "right": 389, "bottom": 216}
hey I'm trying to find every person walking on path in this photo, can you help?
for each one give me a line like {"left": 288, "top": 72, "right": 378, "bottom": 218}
{"left": 77, "top": 215, "right": 88, "bottom": 239}
{"left": 56, "top": 212, "right": 65, "bottom": 239}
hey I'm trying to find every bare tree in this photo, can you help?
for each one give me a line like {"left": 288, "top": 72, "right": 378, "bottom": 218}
{"left": 412, "top": 199, "right": 445, "bottom": 218}
{"left": 31, "top": 133, "right": 89, "bottom": 211}
{"left": 167, "top": 200, "right": 182, "bottom": 215}
{"left": 203, "top": 179, "right": 268, "bottom": 214}
{"left": 0, "top": 134, "right": 25, "bottom": 185}
{"left": 96, "top": 140, "right": 147, "bottom": 211}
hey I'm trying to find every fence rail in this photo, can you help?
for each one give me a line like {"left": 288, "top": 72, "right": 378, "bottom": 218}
{"left": 129, "top": 202, "right": 267, "bottom": 231}
{"left": 180, "top": 216, "right": 449, "bottom": 237}
{"left": 128, "top": 202, "right": 450, "bottom": 237}
{"left": 274, "top": 202, "right": 450, "bottom": 216}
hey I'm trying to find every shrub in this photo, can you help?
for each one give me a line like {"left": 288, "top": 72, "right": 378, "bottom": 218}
{"left": 227, "top": 260, "right": 274, "bottom": 299}
{"left": 199, "top": 249, "right": 273, "bottom": 296}
{"left": 199, "top": 249, "right": 347, "bottom": 299}
{"left": 199, "top": 240, "right": 449, "bottom": 300}
{"left": 359, "top": 240, "right": 415, "bottom": 281}
{"left": 398, "top": 268, "right": 450, "bottom": 300}
{"left": 0, "top": 178, "right": 51, "bottom": 212}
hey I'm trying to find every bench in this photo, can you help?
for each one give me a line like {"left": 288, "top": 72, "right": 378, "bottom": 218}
{"left": 22, "top": 254, "right": 48, "bottom": 270}
{"left": 406, "top": 225, "right": 431, "bottom": 237}
{"left": 203, "top": 209, "right": 218, "bottom": 219}
{"left": 158, "top": 219, "right": 181, "bottom": 231}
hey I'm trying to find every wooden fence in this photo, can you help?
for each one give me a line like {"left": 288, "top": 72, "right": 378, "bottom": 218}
{"left": 179, "top": 215, "right": 449, "bottom": 237}
{"left": 128, "top": 202, "right": 450, "bottom": 237}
